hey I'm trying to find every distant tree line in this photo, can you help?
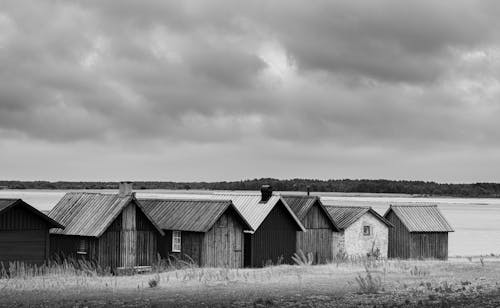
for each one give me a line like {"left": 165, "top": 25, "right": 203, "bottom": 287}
{"left": 1, "top": 178, "right": 500, "bottom": 197}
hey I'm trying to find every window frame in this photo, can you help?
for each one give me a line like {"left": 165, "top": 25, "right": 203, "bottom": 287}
{"left": 363, "top": 225, "right": 371, "bottom": 236}
{"left": 172, "top": 230, "right": 182, "bottom": 252}
{"left": 77, "top": 238, "right": 88, "bottom": 255}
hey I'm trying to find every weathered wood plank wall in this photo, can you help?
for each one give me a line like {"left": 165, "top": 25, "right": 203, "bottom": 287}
{"left": 0, "top": 206, "right": 50, "bottom": 264}
{"left": 296, "top": 205, "right": 333, "bottom": 263}
{"left": 121, "top": 202, "right": 136, "bottom": 268}
{"left": 202, "top": 209, "right": 244, "bottom": 268}
{"left": 249, "top": 201, "right": 297, "bottom": 267}
{"left": 386, "top": 210, "right": 411, "bottom": 259}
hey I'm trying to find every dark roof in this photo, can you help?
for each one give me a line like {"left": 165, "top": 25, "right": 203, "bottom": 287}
{"left": 324, "top": 206, "right": 393, "bottom": 230}
{"left": 48, "top": 193, "right": 164, "bottom": 237}
{"left": 384, "top": 204, "right": 454, "bottom": 232}
{"left": 0, "top": 198, "right": 64, "bottom": 229}
{"left": 281, "top": 195, "right": 339, "bottom": 231}
{"left": 139, "top": 199, "right": 253, "bottom": 232}
{"left": 210, "top": 193, "right": 306, "bottom": 232}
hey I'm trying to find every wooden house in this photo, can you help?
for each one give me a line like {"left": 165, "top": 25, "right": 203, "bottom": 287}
{"left": 325, "top": 206, "right": 392, "bottom": 258}
{"left": 140, "top": 199, "right": 252, "bottom": 268}
{"left": 0, "top": 199, "right": 64, "bottom": 265}
{"left": 48, "top": 182, "right": 164, "bottom": 269}
{"left": 212, "top": 186, "right": 306, "bottom": 267}
{"left": 282, "top": 195, "right": 339, "bottom": 263}
{"left": 384, "top": 204, "right": 454, "bottom": 260}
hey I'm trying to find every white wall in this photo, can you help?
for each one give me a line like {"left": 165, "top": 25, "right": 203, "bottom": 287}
{"left": 341, "top": 212, "right": 388, "bottom": 258}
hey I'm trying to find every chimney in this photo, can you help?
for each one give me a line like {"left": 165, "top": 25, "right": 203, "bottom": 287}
{"left": 118, "top": 181, "right": 133, "bottom": 197}
{"left": 260, "top": 185, "right": 272, "bottom": 202}
{"left": 306, "top": 185, "right": 311, "bottom": 196}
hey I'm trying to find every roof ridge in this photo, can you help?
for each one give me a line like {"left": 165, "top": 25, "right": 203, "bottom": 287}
{"left": 324, "top": 205, "right": 370, "bottom": 209}
{"left": 390, "top": 204, "right": 437, "bottom": 207}
{"left": 139, "top": 198, "right": 231, "bottom": 203}
{"left": 0, "top": 198, "right": 20, "bottom": 201}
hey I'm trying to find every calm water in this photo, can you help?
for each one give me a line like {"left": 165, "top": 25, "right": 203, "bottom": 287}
{"left": 2, "top": 189, "right": 499, "bottom": 257}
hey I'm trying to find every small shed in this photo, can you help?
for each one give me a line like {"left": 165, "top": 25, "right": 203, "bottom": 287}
{"left": 212, "top": 186, "right": 306, "bottom": 267}
{"left": 384, "top": 204, "right": 454, "bottom": 260}
{"left": 325, "top": 206, "right": 392, "bottom": 258}
{"left": 0, "top": 199, "right": 63, "bottom": 265}
{"left": 282, "top": 195, "right": 339, "bottom": 263}
{"left": 48, "top": 182, "right": 164, "bottom": 269}
{"left": 140, "top": 199, "right": 252, "bottom": 268}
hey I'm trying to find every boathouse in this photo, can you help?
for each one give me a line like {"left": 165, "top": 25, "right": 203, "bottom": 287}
{"left": 0, "top": 199, "right": 64, "bottom": 265}
{"left": 140, "top": 199, "right": 252, "bottom": 268}
{"left": 212, "top": 186, "right": 306, "bottom": 267}
{"left": 384, "top": 204, "right": 454, "bottom": 260}
{"left": 325, "top": 206, "right": 392, "bottom": 258}
{"left": 282, "top": 195, "right": 339, "bottom": 263}
{"left": 48, "top": 182, "right": 164, "bottom": 269}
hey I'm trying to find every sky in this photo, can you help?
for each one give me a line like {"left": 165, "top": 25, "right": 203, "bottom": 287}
{"left": 1, "top": 1, "right": 500, "bottom": 183}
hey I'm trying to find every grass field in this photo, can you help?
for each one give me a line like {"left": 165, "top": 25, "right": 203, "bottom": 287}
{"left": 1, "top": 257, "right": 500, "bottom": 307}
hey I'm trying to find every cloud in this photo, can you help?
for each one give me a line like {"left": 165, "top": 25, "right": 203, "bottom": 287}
{"left": 0, "top": 0, "right": 500, "bottom": 181}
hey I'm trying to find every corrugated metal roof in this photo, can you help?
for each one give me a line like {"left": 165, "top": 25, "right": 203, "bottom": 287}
{"left": 210, "top": 193, "right": 306, "bottom": 232}
{"left": 139, "top": 199, "right": 252, "bottom": 232}
{"left": 325, "top": 205, "right": 393, "bottom": 230}
{"left": 48, "top": 192, "right": 163, "bottom": 237}
{"left": 0, "top": 199, "right": 17, "bottom": 212}
{"left": 0, "top": 198, "right": 64, "bottom": 229}
{"left": 281, "top": 195, "right": 339, "bottom": 231}
{"left": 385, "top": 204, "right": 454, "bottom": 232}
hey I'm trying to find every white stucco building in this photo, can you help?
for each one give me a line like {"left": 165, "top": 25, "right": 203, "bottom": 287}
{"left": 326, "top": 206, "right": 392, "bottom": 258}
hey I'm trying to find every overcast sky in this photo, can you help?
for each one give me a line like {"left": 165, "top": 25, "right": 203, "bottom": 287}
{"left": 1, "top": 1, "right": 500, "bottom": 183}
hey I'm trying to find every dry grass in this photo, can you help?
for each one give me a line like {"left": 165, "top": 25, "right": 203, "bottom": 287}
{"left": 1, "top": 257, "right": 500, "bottom": 307}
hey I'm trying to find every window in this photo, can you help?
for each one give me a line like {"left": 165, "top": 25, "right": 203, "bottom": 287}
{"left": 172, "top": 231, "right": 181, "bottom": 252}
{"left": 77, "top": 238, "right": 87, "bottom": 254}
{"left": 363, "top": 226, "right": 371, "bottom": 236}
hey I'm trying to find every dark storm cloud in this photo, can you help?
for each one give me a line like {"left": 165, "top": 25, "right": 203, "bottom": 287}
{"left": 1, "top": 0, "right": 500, "bottom": 181}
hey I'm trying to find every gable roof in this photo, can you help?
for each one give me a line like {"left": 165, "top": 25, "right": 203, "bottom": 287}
{"left": 0, "top": 198, "right": 64, "bottom": 229}
{"left": 210, "top": 193, "right": 306, "bottom": 232}
{"left": 384, "top": 204, "right": 454, "bottom": 232}
{"left": 48, "top": 192, "right": 164, "bottom": 237}
{"left": 325, "top": 205, "right": 393, "bottom": 230}
{"left": 139, "top": 199, "right": 253, "bottom": 232}
{"left": 281, "top": 195, "right": 339, "bottom": 231}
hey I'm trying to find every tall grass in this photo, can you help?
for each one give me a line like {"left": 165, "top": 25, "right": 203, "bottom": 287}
{"left": 0, "top": 256, "right": 109, "bottom": 279}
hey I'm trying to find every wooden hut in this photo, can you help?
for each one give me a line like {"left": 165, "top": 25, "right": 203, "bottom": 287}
{"left": 140, "top": 199, "right": 252, "bottom": 268}
{"left": 384, "top": 204, "right": 454, "bottom": 260}
{"left": 0, "top": 199, "right": 63, "bottom": 265}
{"left": 282, "top": 195, "right": 339, "bottom": 263}
{"left": 212, "top": 186, "right": 306, "bottom": 267}
{"left": 48, "top": 182, "right": 164, "bottom": 269}
{"left": 325, "top": 206, "right": 392, "bottom": 258}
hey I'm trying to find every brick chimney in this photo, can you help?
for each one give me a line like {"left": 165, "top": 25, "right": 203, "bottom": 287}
{"left": 118, "top": 181, "right": 133, "bottom": 197}
{"left": 260, "top": 185, "right": 272, "bottom": 202}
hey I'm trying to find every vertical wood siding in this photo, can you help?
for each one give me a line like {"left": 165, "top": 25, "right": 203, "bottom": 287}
{"left": 49, "top": 234, "right": 99, "bottom": 264}
{"left": 386, "top": 211, "right": 411, "bottom": 259}
{"left": 158, "top": 230, "right": 204, "bottom": 265}
{"left": 249, "top": 201, "right": 297, "bottom": 267}
{"left": 202, "top": 209, "right": 244, "bottom": 268}
{"left": 135, "top": 208, "right": 158, "bottom": 266}
{"left": 98, "top": 213, "right": 122, "bottom": 268}
{"left": 296, "top": 205, "right": 333, "bottom": 263}
{"left": 121, "top": 202, "right": 136, "bottom": 268}
{"left": 386, "top": 210, "right": 449, "bottom": 260}
{"left": 410, "top": 232, "right": 448, "bottom": 260}
{"left": 0, "top": 206, "right": 50, "bottom": 264}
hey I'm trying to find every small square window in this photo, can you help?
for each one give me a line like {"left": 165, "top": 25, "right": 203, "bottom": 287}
{"left": 172, "top": 231, "right": 181, "bottom": 252}
{"left": 363, "top": 226, "right": 371, "bottom": 236}
{"left": 77, "top": 239, "right": 87, "bottom": 254}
